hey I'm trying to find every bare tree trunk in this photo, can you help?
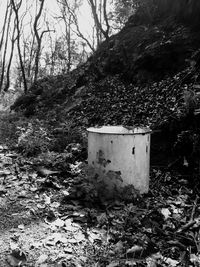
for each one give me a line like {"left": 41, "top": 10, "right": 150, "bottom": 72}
{"left": 33, "top": 0, "right": 45, "bottom": 83}
{"left": 103, "top": 0, "right": 110, "bottom": 37}
{"left": 27, "top": 33, "right": 36, "bottom": 83}
{"left": 57, "top": 2, "right": 73, "bottom": 73}
{"left": 0, "top": 3, "right": 12, "bottom": 91}
{"left": 0, "top": 1, "right": 9, "bottom": 52}
{"left": 88, "top": 0, "right": 110, "bottom": 45}
{"left": 94, "top": 0, "right": 100, "bottom": 46}
{"left": 63, "top": 0, "right": 95, "bottom": 52}
{"left": 4, "top": 22, "right": 17, "bottom": 92}
{"left": 67, "top": 15, "right": 72, "bottom": 73}
{"left": 33, "top": 0, "right": 52, "bottom": 82}
{"left": 99, "top": 0, "right": 103, "bottom": 43}
{"left": 26, "top": 15, "right": 37, "bottom": 84}
{"left": 48, "top": 30, "right": 55, "bottom": 75}
{"left": 11, "top": 0, "right": 28, "bottom": 93}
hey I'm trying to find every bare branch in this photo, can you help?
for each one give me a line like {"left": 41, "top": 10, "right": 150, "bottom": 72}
{"left": 87, "top": 0, "right": 110, "bottom": 45}
{"left": 62, "top": 0, "right": 95, "bottom": 52}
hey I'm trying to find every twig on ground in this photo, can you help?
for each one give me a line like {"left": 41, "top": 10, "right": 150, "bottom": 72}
{"left": 177, "top": 220, "right": 196, "bottom": 233}
{"left": 190, "top": 195, "right": 199, "bottom": 221}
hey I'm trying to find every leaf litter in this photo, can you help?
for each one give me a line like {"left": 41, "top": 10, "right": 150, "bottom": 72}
{"left": 0, "top": 144, "right": 200, "bottom": 266}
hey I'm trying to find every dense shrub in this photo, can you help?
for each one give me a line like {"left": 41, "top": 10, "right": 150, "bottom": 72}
{"left": 0, "top": 110, "right": 86, "bottom": 157}
{"left": 16, "top": 119, "right": 53, "bottom": 156}
{"left": 0, "top": 112, "right": 26, "bottom": 147}
{"left": 132, "top": 0, "right": 200, "bottom": 26}
{"left": 51, "top": 122, "right": 86, "bottom": 153}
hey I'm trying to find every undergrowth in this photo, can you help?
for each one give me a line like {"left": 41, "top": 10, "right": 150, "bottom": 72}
{"left": 0, "top": 111, "right": 24, "bottom": 147}
{"left": 0, "top": 111, "right": 86, "bottom": 157}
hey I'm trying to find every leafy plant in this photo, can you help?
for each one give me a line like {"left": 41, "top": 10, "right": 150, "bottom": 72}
{"left": 78, "top": 165, "right": 141, "bottom": 204}
{"left": 17, "top": 120, "right": 52, "bottom": 156}
{"left": 0, "top": 112, "right": 26, "bottom": 148}
{"left": 35, "top": 143, "right": 85, "bottom": 171}
{"left": 51, "top": 122, "right": 85, "bottom": 152}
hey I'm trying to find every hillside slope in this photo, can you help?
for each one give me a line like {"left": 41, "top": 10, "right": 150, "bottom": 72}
{"left": 12, "top": 8, "right": 200, "bottom": 134}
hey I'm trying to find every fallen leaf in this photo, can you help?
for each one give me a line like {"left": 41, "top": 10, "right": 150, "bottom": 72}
{"left": 163, "top": 257, "right": 179, "bottom": 266}
{"left": 53, "top": 218, "right": 65, "bottom": 227}
{"left": 46, "top": 233, "right": 68, "bottom": 245}
{"left": 62, "top": 190, "right": 70, "bottom": 196}
{"left": 0, "top": 185, "right": 7, "bottom": 195}
{"left": 18, "top": 224, "right": 25, "bottom": 230}
{"left": 67, "top": 238, "right": 77, "bottom": 244}
{"left": 30, "top": 241, "right": 42, "bottom": 249}
{"left": 114, "top": 241, "right": 124, "bottom": 254}
{"left": 36, "top": 254, "right": 48, "bottom": 264}
{"left": 30, "top": 187, "right": 38, "bottom": 192}
{"left": 161, "top": 208, "right": 171, "bottom": 220}
{"left": 50, "top": 201, "right": 60, "bottom": 208}
{"left": 127, "top": 245, "right": 143, "bottom": 255}
{"left": 7, "top": 249, "right": 27, "bottom": 266}
{"left": 9, "top": 241, "right": 19, "bottom": 250}
{"left": 87, "top": 231, "right": 101, "bottom": 243}
{"left": 190, "top": 254, "right": 200, "bottom": 265}
{"left": 64, "top": 219, "right": 77, "bottom": 232}
{"left": 18, "top": 190, "right": 27, "bottom": 198}
{"left": 75, "top": 232, "right": 85, "bottom": 242}
{"left": 106, "top": 262, "right": 119, "bottom": 267}
{"left": 64, "top": 247, "right": 73, "bottom": 253}
{"left": 0, "top": 169, "right": 11, "bottom": 175}
{"left": 44, "top": 194, "right": 51, "bottom": 205}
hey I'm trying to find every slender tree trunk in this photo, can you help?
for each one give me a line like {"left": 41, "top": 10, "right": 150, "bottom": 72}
{"left": 11, "top": 0, "right": 28, "bottom": 93}
{"left": 88, "top": 0, "right": 110, "bottom": 46}
{"left": 64, "top": 0, "right": 95, "bottom": 52}
{"left": 4, "top": 23, "right": 17, "bottom": 92}
{"left": 33, "top": 0, "right": 45, "bottom": 83}
{"left": 67, "top": 15, "right": 72, "bottom": 73}
{"left": 0, "top": 4, "right": 12, "bottom": 91}
{"left": 59, "top": 3, "right": 72, "bottom": 73}
{"left": 103, "top": 0, "right": 110, "bottom": 37}
{"left": 33, "top": 0, "right": 52, "bottom": 81}
{"left": 27, "top": 34, "right": 36, "bottom": 83}
{"left": 0, "top": 1, "right": 9, "bottom": 52}
{"left": 48, "top": 31, "right": 55, "bottom": 75}
{"left": 94, "top": 0, "right": 100, "bottom": 46}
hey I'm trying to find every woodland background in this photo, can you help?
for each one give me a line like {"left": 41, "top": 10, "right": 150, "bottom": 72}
{"left": 0, "top": 1, "right": 200, "bottom": 266}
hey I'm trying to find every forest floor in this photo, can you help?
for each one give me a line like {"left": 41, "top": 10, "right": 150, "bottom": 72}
{"left": 0, "top": 144, "right": 98, "bottom": 267}
{"left": 0, "top": 142, "right": 200, "bottom": 267}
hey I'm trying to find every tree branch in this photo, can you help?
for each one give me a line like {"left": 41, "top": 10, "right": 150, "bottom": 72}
{"left": 63, "top": 0, "right": 95, "bottom": 52}
{"left": 88, "top": 0, "right": 110, "bottom": 44}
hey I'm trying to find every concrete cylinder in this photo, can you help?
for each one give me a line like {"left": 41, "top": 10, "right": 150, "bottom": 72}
{"left": 87, "top": 126, "right": 151, "bottom": 194}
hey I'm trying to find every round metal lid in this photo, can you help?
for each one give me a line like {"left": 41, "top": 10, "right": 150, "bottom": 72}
{"left": 87, "top": 126, "right": 152, "bottom": 135}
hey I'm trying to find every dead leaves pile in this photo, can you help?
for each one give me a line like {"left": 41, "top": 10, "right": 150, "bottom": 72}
{"left": 66, "top": 71, "right": 188, "bottom": 129}
{"left": 0, "top": 144, "right": 200, "bottom": 266}
{"left": 59, "top": 166, "right": 200, "bottom": 267}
